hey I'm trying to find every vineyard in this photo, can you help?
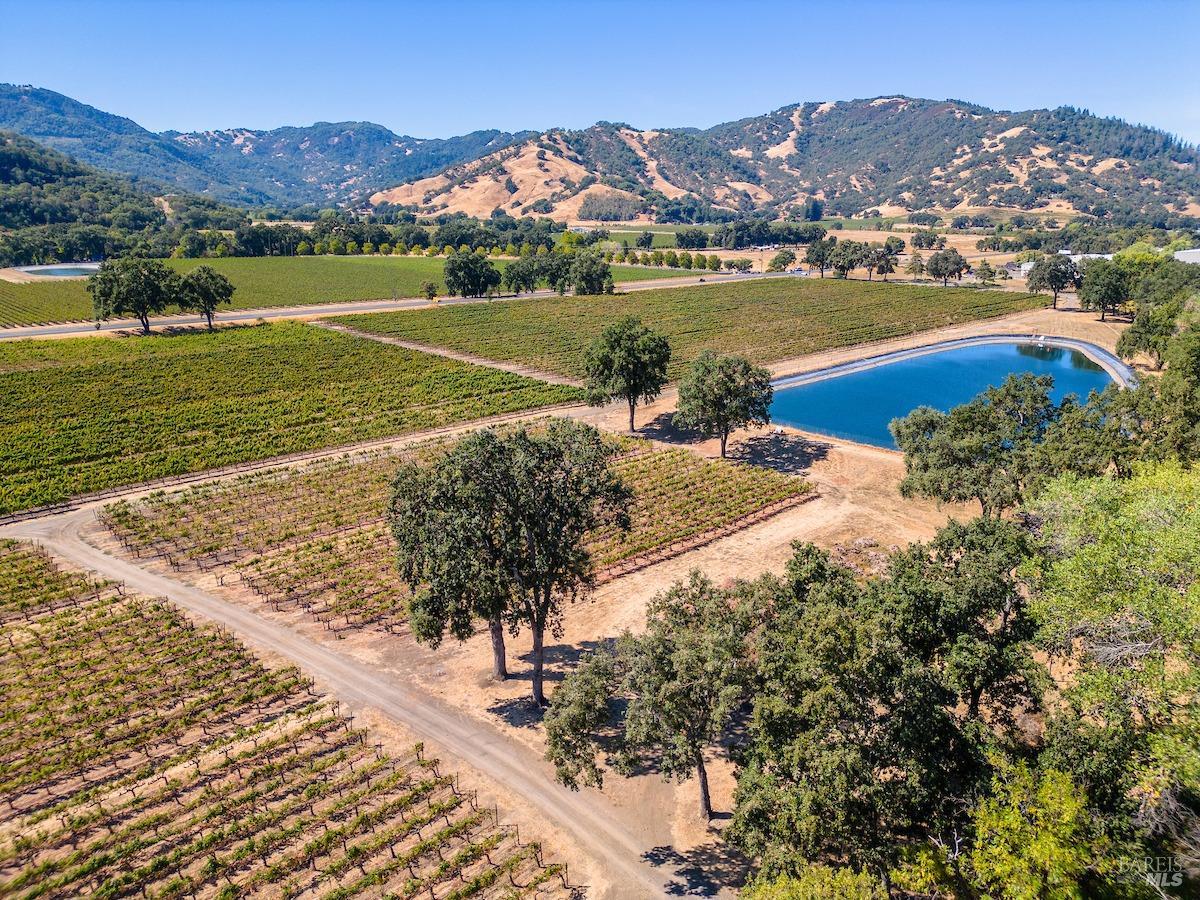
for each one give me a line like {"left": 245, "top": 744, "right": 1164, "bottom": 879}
{"left": 334, "top": 278, "right": 1045, "bottom": 380}
{"left": 0, "top": 256, "right": 682, "bottom": 327}
{"left": 0, "top": 281, "right": 90, "bottom": 326}
{"left": 101, "top": 436, "right": 810, "bottom": 635}
{"left": 0, "top": 539, "right": 570, "bottom": 898}
{"left": 0, "top": 322, "right": 581, "bottom": 515}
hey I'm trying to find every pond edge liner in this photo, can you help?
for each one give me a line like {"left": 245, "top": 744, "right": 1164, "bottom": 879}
{"left": 770, "top": 333, "right": 1137, "bottom": 392}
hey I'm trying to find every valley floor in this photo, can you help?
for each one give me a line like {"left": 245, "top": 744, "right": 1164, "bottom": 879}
{"left": 0, "top": 299, "right": 1128, "bottom": 898}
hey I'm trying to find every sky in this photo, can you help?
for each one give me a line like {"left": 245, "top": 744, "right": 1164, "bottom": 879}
{"left": 4, "top": 0, "right": 1200, "bottom": 143}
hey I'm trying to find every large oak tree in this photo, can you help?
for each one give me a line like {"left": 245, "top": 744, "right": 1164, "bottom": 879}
{"left": 87, "top": 257, "right": 179, "bottom": 333}
{"left": 389, "top": 421, "right": 630, "bottom": 705}
{"left": 674, "top": 351, "right": 773, "bottom": 457}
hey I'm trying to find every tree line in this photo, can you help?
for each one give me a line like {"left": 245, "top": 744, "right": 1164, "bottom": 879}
{"left": 383, "top": 248, "right": 1200, "bottom": 896}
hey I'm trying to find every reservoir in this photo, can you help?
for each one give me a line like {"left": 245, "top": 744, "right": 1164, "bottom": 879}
{"left": 769, "top": 338, "right": 1126, "bottom": 449}
{"left": 16, "top": 263, "right": 101, "bottom": 278}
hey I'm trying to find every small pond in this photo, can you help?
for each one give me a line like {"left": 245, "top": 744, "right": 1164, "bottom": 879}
{"left": 17, "top": 263, "right": 100, "bottom": 278}
{"left": 769, "top": 340, "right": 1120, "bottom": 449}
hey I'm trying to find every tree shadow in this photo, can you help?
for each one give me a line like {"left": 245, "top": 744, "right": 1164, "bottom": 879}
{"left": 487, "top": 640, "right": 609, "bottom": 728}
{"left": 486, "top": 697, "right": 546, "bottom": 729}
{"left": 638, "top": 412, "right": 708, "bottom": 446}
{"left": 643, "top": 840, "right": 752, "bottom": 895}
{"left": 113, "top": 322, "right": 264, "bottom": 338}
{"left": 725, "top": 432, "right": 831, "bottom": 475}
{"left": 512, "top": 639, "right": 609, "bottom": 675}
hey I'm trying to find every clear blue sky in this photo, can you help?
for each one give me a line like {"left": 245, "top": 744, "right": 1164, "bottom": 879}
{"left": 5, "top": 0, "right": 1199, "bottom": 143}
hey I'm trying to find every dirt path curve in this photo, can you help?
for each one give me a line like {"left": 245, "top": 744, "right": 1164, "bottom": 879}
{"left": 3, "top": 507, "right": 673, "bottom": 898}
{"left": 314, "top": 321, "right": 583, "bottom": 387}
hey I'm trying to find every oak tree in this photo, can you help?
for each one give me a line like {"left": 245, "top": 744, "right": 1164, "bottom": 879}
{"left": 390, "top": 421, "right": 630, "bottom": 706}
{"left": 179, "top": 265, "right": 234, "bottom": 331}
{"left": 87, "top": 258, "right": 179, "bottom": 333}
{"left": 674, "top": 351, "right": 773, "bottom": 457}
{"left": 584, "top": 316, "right": 671, "bottom": 432}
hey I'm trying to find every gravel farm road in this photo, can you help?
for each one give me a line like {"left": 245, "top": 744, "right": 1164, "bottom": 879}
{"left": 1, "top": 506, "right": 680, "bottom": 898}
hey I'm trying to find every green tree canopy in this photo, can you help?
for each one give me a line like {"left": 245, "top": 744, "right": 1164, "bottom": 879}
{"left": 891, "top": 373, "right": 1065, "bottom": 516}
{"left": 742, "top": 867, "right": 885, "bottom": 900}
{"left": 1155, "top": 324, "right": 1200, "bottom": 460}
{"left": 87, "top": 257, "right": 180, "bottom": 333}
{"left": 974, "top": 258, "right": 996, "bottom": 286}
{"left": 568, "top": 250, "right": 613, "bottom": 295}
{"left": 443, "top": 250, "right": 501, "bottom": 297}
{"left": 544, "top": 572, "right": 754, "bottom": 818}
{"left": 178, "top": 265, "right": 234, "bottom": 331}
{"left": 1026, "top": 255, "right": 1080, "bottom": 308}
{"left": 389, "top": 421, "right": 631, "bottom": 705}
{"left": 1078, "top": 258, "right": 1129, "bottom": 321}
{"left": 583, "top": 316, "right": 671, "bottom": 432}
{"left": 730, "top": 522, "right": 1037, "bottom": 881}
{"left": 926, "top": 248, "right": 968, "bottom": 285}
{"left": 804, "top": 237, "right": 836, "bottom": 277}
{"left": 767, "top": 249, "right": 796, "bottom": 272}
{"left": 674, "top": 351, "right": 773, "bottom": 457}
{"left": 870, "top": 245, "right": 896, "bottom": 281}
{"left": 1117, "top": 297, "right": 1183, "bottom": 368}
{"left": 1026, "top": 465, "right": 1200, "bottom": 881}
{"left": 501, "top": 255, "right": 539, "bottom": 293}
{"left": 829, "top": 240, "right": 865, "bottom": 278}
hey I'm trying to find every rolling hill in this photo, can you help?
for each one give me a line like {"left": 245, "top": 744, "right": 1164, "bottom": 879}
{"left": 373, "top": 98, "right": 1200, "bottom": 226}
{"left": 0, "top": 84, "right": 530, "bottom": 207}
{"left": 3, "top": 85, "right": 1197, "bottom": 226}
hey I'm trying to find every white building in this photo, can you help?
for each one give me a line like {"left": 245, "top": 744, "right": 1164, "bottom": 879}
{"left": 1174, "top": 248, "right": 1200, "bottom": 265}
{"left": 1060, "top": 251, "right": 1113, "bottom": 265}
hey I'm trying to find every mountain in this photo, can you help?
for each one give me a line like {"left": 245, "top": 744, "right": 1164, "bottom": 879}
{"left": 4, "top": 86, "right": 1198, "bottom": 225}
{"left": 372, "top": 98, "right": 1200, "bottom": 226}
{"left": 0, "top": 130, "right": 246, "bottom": 266}
{"left": 0, "top": 85, "right": 530, "bottom": 207}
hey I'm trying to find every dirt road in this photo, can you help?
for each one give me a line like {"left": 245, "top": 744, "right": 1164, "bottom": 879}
{"left": 0, "top": 269, "right": 781, "bottom": 340}
{"left": 3, "top": 507, "right": 677, "bottom": 898}
{"left": 315, "top": 321, "right": 584, "bottom": 387}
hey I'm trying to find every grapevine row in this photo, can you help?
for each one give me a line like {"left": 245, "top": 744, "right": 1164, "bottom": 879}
{"left": 100, "top": 438, "right": 809, "bottom": 636}
{"left": 0, "top": 542, "right": 571, "bottom": 898}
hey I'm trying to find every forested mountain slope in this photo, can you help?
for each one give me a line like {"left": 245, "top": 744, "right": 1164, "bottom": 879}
{"left": 0, "top": 131, "right": 245, "bottom": 265}
{"left": 374, "top": 98, "right": 1200, "bottom": 225}
{"left": 0, "top": 84, "right": 529, "bottom": 206}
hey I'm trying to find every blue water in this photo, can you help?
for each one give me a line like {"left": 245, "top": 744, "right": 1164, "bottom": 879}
{"left": 33, "top": 265, "right": 99, "bottom": 277}
{"left": 770, "top": 342, "right": 1115, "bottom": 449}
